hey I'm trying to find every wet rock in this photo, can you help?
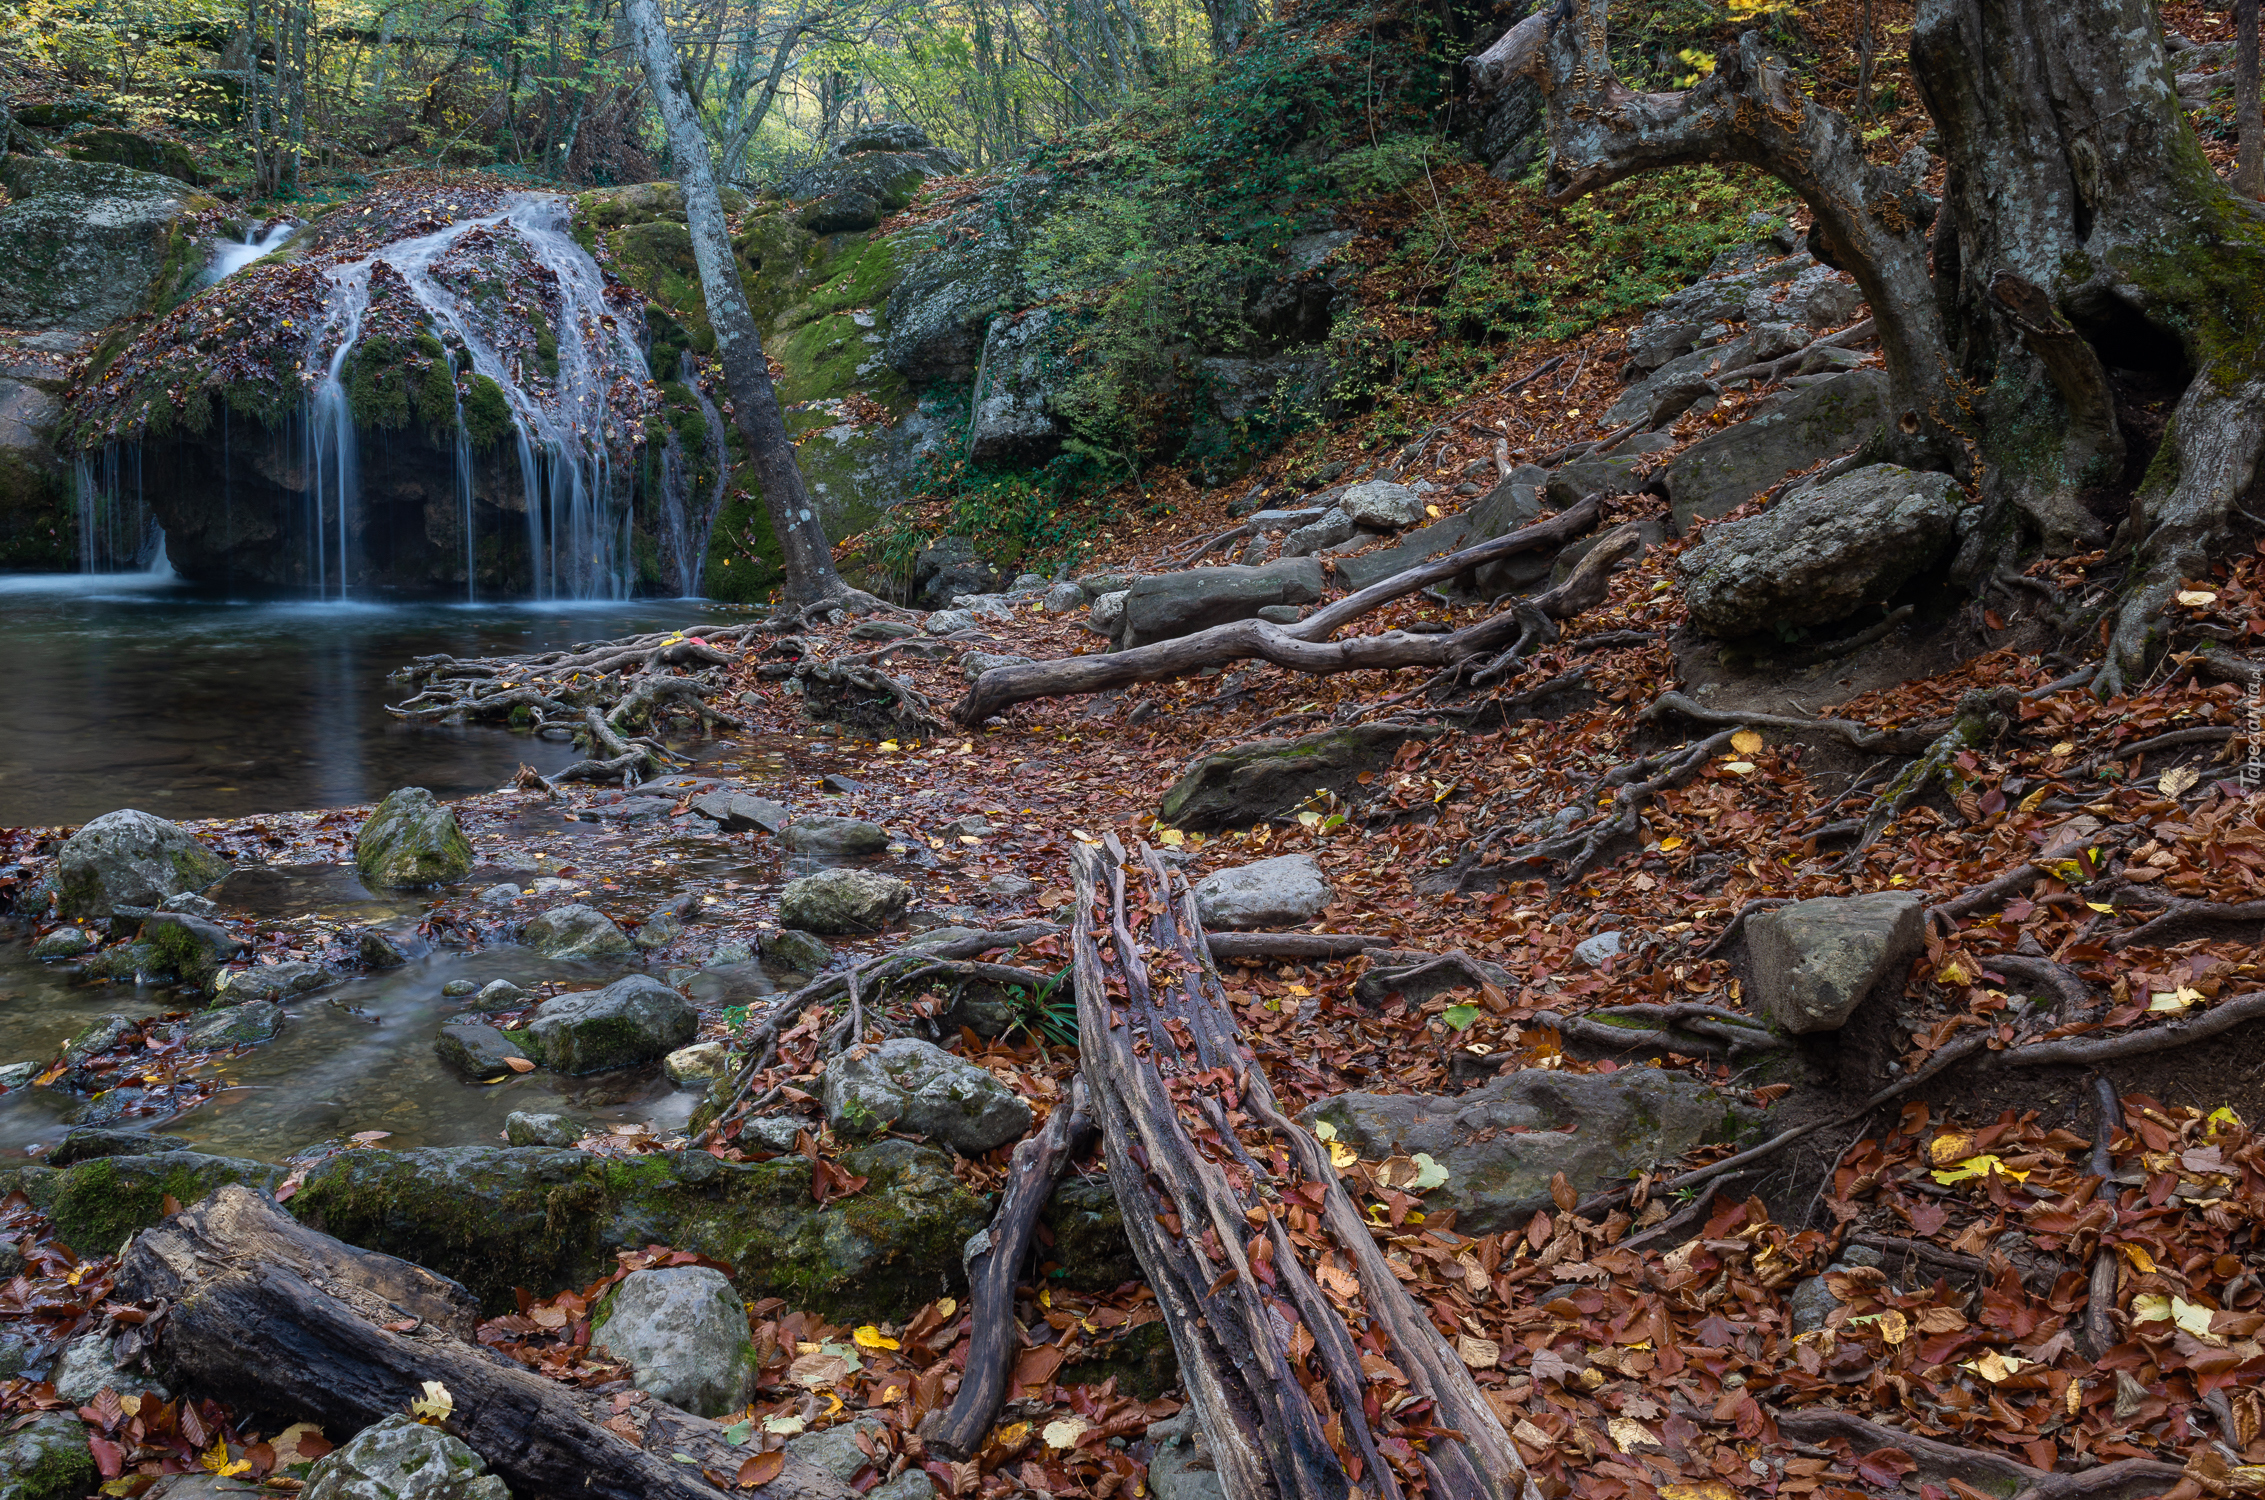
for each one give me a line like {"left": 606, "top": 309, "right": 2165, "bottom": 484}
{"left": 49, "top": 1127, "right": 190, "bottom": 1166}
{"left": 0, "top": 1064, "right": 36, "bottom": 1092}
{"left": 145, "top": 912, "right": 242, "bottom": 987}
{"left": 0, "top": 1151, "right": 281, "bottom": 1252}
{"left": 1339, "top": 480, "right": 1426, "bottom": 530}
{"left": 286, "top": 1140, "right": 986, "bottom": 1318}
{"left": 1747, "top": 892, "right": 1924, "bottom": 1034}
{"left": 82, "top": 941, "right": 167, "bottom": 984}
{"left": 1191, "top": 855, "right": 1331, "bottom": 931}
{"left": 477, "top": 882, "right": 522, "bottom": 905}
{"left": 1159, "top": 723, "right": 1443, "bottom": 831}
{"left": 63, "top": 1015, "right": 137, "bottom": 1067}
{"left": 738, "top": 1115, "right": 811, "bottom": 1153}
{"left": 1280, "top": 508, "right": 1355, "bottom": 557}
{"left": 1301, "top": 1068, "right": 1756, "bottom": 1234}
{"left": 779, "top": 816, "right": 890, "bottom": 856}
{"left": 441, "top": 980, "right": 477, "bottom": 998}
{"left": 1660, "top": 369, "right": 1889, "bottom": 528}
{"left": 184, "top": 1002, "right": 284, "bottom": 1051}
{"left": 1677, "top": 463, "right": 1965, "bottom": 637}
{"left": 703, "top": 941, "right": 755, "bottom": 968}
{"left": 634, "top": 910, "right": 684, "bottom": 950}
{"left": 691, "top": 791, "right": 791, "bottom": 833}
{"left": 213, "top": 960, "right": 326, "bottom": 1003}
{"left": 155, "top": 892, "right": 220, "bottom": 919}
{"left": 764, "top": 928, "right": 835, "bottom": 971}
{"left": 0, "top": 1410, "right": 97, "bottom": 1500}
{"left": 60, "top": 128, "right": 201, "bottom": 184}
{"left": 358, "top": 930, "right": 408, "bottom": 968}
{"left": 434, "top": 1021, "right": 531, "bottom": 1079}
{"left": 665, "top": 1041, "right": 731, "bottom": 1088}
{"left": 470, "top": 980, "right": 530, "bottom": 1011}
{"left": 778, "top": 869, "right": 912, "bottom": 934}
{"left": 56, "top": 809, "right": 229, "bottom": 920}
{"left": 824, "top": 1038, "right": 1032, "bottom": 1153}
{"left": 822, "top": 774, "right": 868, "bottom": 796}
{"left": 959, "top": 651, "right": 1035, "bottom": 681}
{"left": 523, "top": 903, "right": 633, "bottom": 961}
{"left": 503, "top": 1111, "right": 584, "bottom": 1147}
{"left": 300, "top": 1412, "right": 509, "bottom": 1500}
{"left": 1117, "top": 558, "right": 1325, "bottom": 649}
{"left": 354, "top": 788, "right": 474, "bottom": 890}
{"left": 1572, "top": 931, "right": 1625, "bottom": 968}
{"left": 29, "top": 928, "right": 91, "bottom": 960}
{"left": 521, "top": 974, "right": 697, "bottom": 1075}
{"left": 589, "top": 1265, "right": 754, "bottom": 1416}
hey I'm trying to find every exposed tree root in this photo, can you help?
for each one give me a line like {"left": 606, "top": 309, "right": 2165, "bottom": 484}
{"left": 1527, "top": 1000, "right": 1788, "bottom": 1061}
{"left": 1772, "top": 1409, "right": 2180, "bottom": 1500}
{"left": 1994, "top": 991, "right": 2265, "bottom": 1068}
{"left": 1928, "top": 864, "right": 2049, "bottom": 926}
{"left": 1644, "top": 691, "right": 1944, "bottom": 756}
{"left": 1207, "top": 932, "right": 1394, "bottom": 962}
{"left": 1831, "top": 689, "right": 2016, "bottom": 870}
{"left": 1979, "top": 953, "right": 2096, "bottom": 1021}
{"left": 2106, "top": 897, "right": 2265, "bottom": 951}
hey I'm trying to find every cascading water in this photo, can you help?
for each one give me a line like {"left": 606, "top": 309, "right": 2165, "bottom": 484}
{"left": 204, "top": 220, "right": 298, "bottom": 286}
{"left": 657, "top": 351, "right": 730, "bottom": 597}
{"left": 73, "top": 447, "right": 159, "bottom": 572}
{"left": 298, "top": 195, "right": 658, "bottom": 601}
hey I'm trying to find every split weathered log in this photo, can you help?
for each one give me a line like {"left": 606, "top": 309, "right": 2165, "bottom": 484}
{"left": 921, "top": 1077, "right": 1096, "bottom": 1459}
{"left": 1071, "top": 837, "right": 1533, "bottom": 1500}
{"left": 118, "top": 1186, "right": 851, "bottom": 1500}
{"left": 1772, "top": 1409, "right": 2180, "bottom": 1500}
{"left": 951, "top": 498, "right": 1611, "bottom": 725}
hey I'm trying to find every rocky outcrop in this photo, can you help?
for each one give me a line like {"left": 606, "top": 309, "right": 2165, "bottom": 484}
{"left": 1159, "top": 723, "right": 1443, "bottom": 830}
{"left": 1747, "top": 892, "right": 1924, "bottom": 1034}
{"left": 967, "top": 309, "right": 1062, "bottom": 463}
{"left": 1300, "top": 1068, "right": 1757, "bottom": 1233}
{"left": 781, "top": 123, "right": 967, "bottom": 235}
{"left": 1660, "top": 369, "right": 1890, "bottom": 528}
{"left": 0, "top": 156, "right": 216, "bottom": 332}
{"left": 1677, "top": 464, "right": 1965, "bottom": 637}
{"left": 1118, "top": 557, "right": 1324, "bottom": 648}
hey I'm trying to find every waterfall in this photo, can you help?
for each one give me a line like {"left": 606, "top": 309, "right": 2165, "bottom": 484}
{"left": 657, "top": 351, "right": 730, "bottom": 597}
{"left": 297, "top": 194, "right": 654, "bottom": 600}
{"left": 73, "top": 447, "right": 158, "bottom": 572}
{"left": 204, "top": 219, "right": 297, "bottom": 286}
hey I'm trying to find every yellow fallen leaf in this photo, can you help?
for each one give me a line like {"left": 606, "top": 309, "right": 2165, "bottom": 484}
{"left": 2018, "top": 785, "right": 2050, "bottom": 812}
{"left": 935, "top": 1298, "right": 957, "bottom": 1319}
{"left": 1456, "top": 1334, "right": 1500, "bottom": 1369}
{"left": 1876, "top": 1309, "right": 1910, "bottom": 1345}
{"left": 1159, "top": 829, "right": 1185, "bottom": 846}
{"left": 2210, "top": 1106, "right": 2245, "bottom": 1131}
{"left": 1938, "top": 960, "right": 1970, "bottom": 986}
{"left": 1963, "top": 1351, "right": 2029, "bottom": 1383}
{"left": 1933, "top": 1153, "right": 2026, "bottom": 1185}
{"left": 852, "top": 1325, "right": 900, "bottom": 1351}
{"left": 1327, "top": 1139, "right": 1359, "bottom": 1169}
{"left": 1722, "top": 760, "right": 1757, "bottom": 775}
{"left": 1730, "top": 729, "right": 1764, "bottom": 756}
{"left": 2177, "top": 590, "right": 2218, "bottom": 607}
{"left": 1661, "top": 1485, "right": 1740, "bottom": 1500}
{"left": 1660, "top": 835, "right": 1685, "bottom": 851}
{"left": 1042, "top": 1417, "right": 1090, "bottom": 1449}
{"left": 1930, "top": 1132, "right": 1976, "bottom": 1165}
{"left": 2088, "top": 901, "right": 2117, "bottom": 913}
{"left": 1070, "top": 829, "right": 1099, "bottom": 844}
{"left": 409, "top": 1380, "right": 453, "bottom": 1424}
{"left": 1426, "top": 504, "right": 1442, "bottom": 517}
{"left": 2149, "top": 987, "right": 2202, "bottom": 1014}
{"left": 878, "top": 740, "right": 899, "bottom": 752}
{"left": 2050, "top": 741, "right": 2076, "bottom": 756}
{"left": 1607, "top": 1417, "right": 1656, "bottom": 1453}
{"left": 2160, "top": 766, "right": 2201, "bottom": 797}
{"left": 763, "top": 1412, "right": 807, "bottom": 1435}
{"left": 2121, "top": 1243, "right": 2159, "bottom": 1274}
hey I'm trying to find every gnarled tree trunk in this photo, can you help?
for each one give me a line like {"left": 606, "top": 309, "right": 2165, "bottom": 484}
{"left": 1470, "top": 0, "right": 2265, "bottom": 694}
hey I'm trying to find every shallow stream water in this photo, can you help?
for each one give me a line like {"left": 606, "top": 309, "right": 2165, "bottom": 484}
{"left": 0, "top": 571, "right": 776, "bottom": 1163}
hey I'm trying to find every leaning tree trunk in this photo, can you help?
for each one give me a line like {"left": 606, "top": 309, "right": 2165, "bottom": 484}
{"left": 625, "top": 0, "right": 853, "bottom": 612}
{"left": 1069, "top": 837, "right": 1533, "bottom": 1500}
{"left": 1469, "top": 0, "right": 2265, "bottom": 695}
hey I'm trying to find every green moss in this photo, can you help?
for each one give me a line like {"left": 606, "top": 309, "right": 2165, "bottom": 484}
{"left": 45, "top": 1153, "right": 280, "bottom": 1252}
{"left": 462, "top": 374, "right": 516, "bottom": 449}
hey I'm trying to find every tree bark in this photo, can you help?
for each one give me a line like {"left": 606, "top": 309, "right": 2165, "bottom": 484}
{"left": 1470, "top": 0, "right": 2265, "bottom": 696}
{"left": 625, "top": 0, "right": 854, "bottom": 611}
{"left": 117, "top": 1186, "right": 853, "bottom": 1500}
{"left": 951, "top": 498, "right": 1613, "bottom": 724}
{"left": 1069, "top": 838, "right": 1534, "bottom": 1500}
{"left": 2240, "top": 0, "right": 2263, "bottom": 198}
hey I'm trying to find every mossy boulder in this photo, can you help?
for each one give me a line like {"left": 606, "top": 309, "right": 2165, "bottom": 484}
{"left": 56, "top": 809, "right": 229, "bottom": 919}
{"left": 0, "top": 156, "right": 217, "bottom": 333}
{"left": 354, "top": 787, "right": 473, "bottom": 890}
{"left": 288, "top": 1142, "right": 986, "bottom": 1319}
{"left": 519, "top": 975, "right": 696, "bottom": 1075}
{"left": 61, "top": 128, "right": 203, "bottom": 185}
{"left": 1158, "top": 723, "right": 1446, "bottom": 831}
{"left": 0, "top": 1151, "right": 281, "bottom": 1253}
{"left": 521, "top": 903, "right": 633, "bottom": 961}
{"left": 0, "top": 1411, "right": 99, "bottom": 1500}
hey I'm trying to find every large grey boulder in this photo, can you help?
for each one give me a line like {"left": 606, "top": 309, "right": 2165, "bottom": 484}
{"left": 300, "top": 1413, "right": 510, "bottom": 1500}
{"left": 521, "top": 974, "right": 698, "bottom": 1075}
{"left": 1160, "top": 723, "right": 1443, "bottom": 831}
{"left": 781, "top": 123, "right": 966, "bottom": 234}
{"left": 1747, "top": 892, "right": 1924, "bottom": 1034}
{"left": 56, "top": 809, "right": 228, "bottom": 919}
{"left": 967, "top": 309, "right": 1062, "bottom": 464}
{"left": 1301, "top": 1068, "right": 1755, "bottom": 1233}
{"left": 523, "top": 902, "right": 634, "bottom": 961}
{"left": 778, "top": 868, "right": 912, "bottom": 934}
{"left": 1339, "top": 480, "right": 1427, "bottom": 530}
{"left": 589, "top": 1265, "right": 755, "bottom": 1416}
{"left": 884, "top": 229, "right": 1025, "bottom": 386}
{"left": 1192, "top": 855, "right": 1332, "bottom": 930}
{"left": 354, "top": 788, "right": 473, "bottom": 890}
{"left": 1677, "top": 464, "right": 1965, "bottom": 637}
{"left": 1118, "top": 557, "right": 1324, "bottom": 648}
{"left": 0, "top": 157, "right": 212, "bottom": 333}
{"left": 779, "top": 815, "right": 890, "bottom": 856}
{"left": 1661, "top": 369, "right": 1889, "bottom": 528}
{"left": 824, "top": 1037, "right": 1032, "bottom": 1152}
{"left": 0, "top": 1411, "right": 97, "bottom": 1500}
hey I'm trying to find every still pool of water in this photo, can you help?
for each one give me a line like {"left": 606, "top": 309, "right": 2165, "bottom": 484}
{"left": 0, "top": 569, "right": 744, "bottom": 828}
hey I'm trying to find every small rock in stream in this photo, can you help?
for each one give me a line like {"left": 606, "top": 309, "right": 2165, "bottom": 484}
{"left": 503, "top": 1111, "right": 584, "bottom": 1147}
{"left": 522, "top": 903, "right": 634, "bottom": 961}
{"left": 50, "top": 1126, "right": 191, "bottom": 1165}
{"left": 434, "top": 1021, "right": 532, "bottom": 1080}
{"left": 589, "top": 1265, "right": 756, "bottom": 1416}
{"left": 691, "top": 790, "right": 791, "bottom": 833}
{"left": 520, "top": 974, "right": 696, "bottom": 1075}
{"left": 441, "top": 979, "right": 477, "bottom": 998}
{"left": 469, "top": 980, "right": 529, "bottom": 1011}
{"left": 184, "top": 1002, "right": 285, "bottom": 1051}
{"left": 354, "top": 787, "right": 475, "bottom": 890}
{"left": 144, "top": 912, "right": 243, "bottom": 986}
{"left": 63, "top": 1015, "right": 138, "bottom": 1067}
{"left": 0, "top": 1063, "right": 36, "bottom": 1092}
{"left": 762, "top": 929, "right": 834, "bottom": 971}
{"left": 777, "top": 869, "right": 911, "bottom": 934}
{"left": 357, "top": 930, "right": 408, "bottom": 968}
{"left": 214, "top": 960, "right": 327, "bottom": 1003}
{"left": 56, "top": 809, "right": 230, "bottom": 920}
{"left": 29, "top": 928, "right": 92, "bottom": 960}
{"left": 155, "top": 892, "right": 221, "bottom": 920}
{"left": 300, "top": 1412, "right": 509, "bottom": 1500}
{"left": 664, "top": 1041, "right": 731, "bottom": 1087}
{"left": 477, "top": 882, "right": 523, "bottom": 905}
{"left": 634, "top": 909, "right": 685, "bottom": 950}
{"left": 703, "top": 941, "right": 755, "bottom": 968}
{"left": 824, "top": 1037, "right": 1032, "bottom": 1153}
{"left": 821, "top": 773, "right": 868, "bottom": 795}
{"left": 779, "top": 815, "right": 890, "bottom": 855}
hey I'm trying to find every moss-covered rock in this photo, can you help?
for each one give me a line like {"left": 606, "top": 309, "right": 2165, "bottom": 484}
{"left": 0, "top": 156, "right": 217, "bottom": 333}
{"left": 61, "top": 128, "right": 203, "bottom": 185}
{"left": 354, "top": 787, "right": 473, "bottom": 890}
{"left": 56, "top": 809, "right": 230, "bottom": 919}
{"left": 0, "top": 1411, "right": 99, "bottom": 1500}
{"left": 0, "top": 1151, "right": 280, "bottom": 1254}
{"left": 1159, "top": 723, "right": 1444, "bottom": 831}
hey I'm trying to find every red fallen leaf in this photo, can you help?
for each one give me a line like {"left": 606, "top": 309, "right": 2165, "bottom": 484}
{"left": 1854, "top": 1447, "right": 1916, "bottom": 1488}
{"left": 89, "top": 1436, "right": 123, "bottom": 1479}
{"left": 736, "top": 1450, "right": 785, "bottom": 1488}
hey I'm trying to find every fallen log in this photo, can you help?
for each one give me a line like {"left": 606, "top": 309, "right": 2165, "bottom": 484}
{"left": 952, "top": 498, "right": 1610, "bottom": 725}
{"left": 118, "top": 1186, "right": 851, "bottom": 1500}
{"left": 1070, "top": 836, "right": 1532, "bottom": 1500}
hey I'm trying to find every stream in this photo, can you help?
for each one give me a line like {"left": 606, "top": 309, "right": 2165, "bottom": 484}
{"left": 0, "top": 572, "right": 793, "bottom": 1164}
